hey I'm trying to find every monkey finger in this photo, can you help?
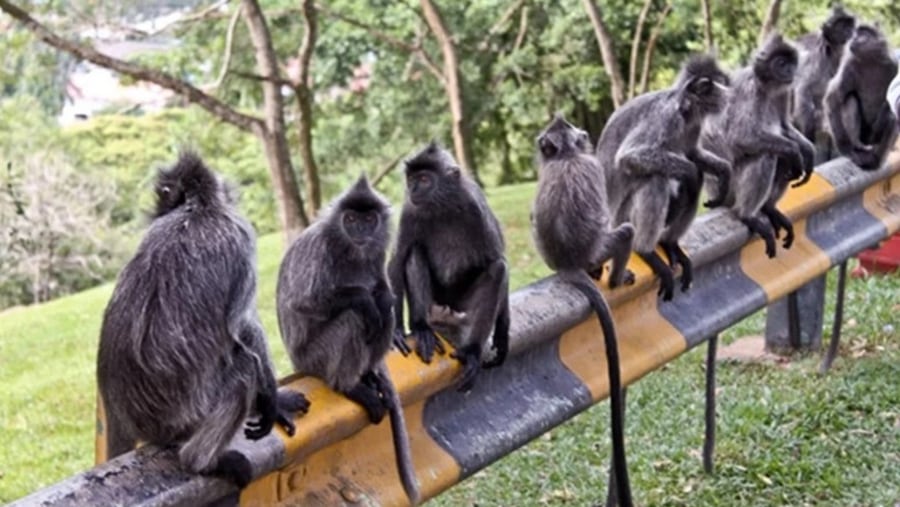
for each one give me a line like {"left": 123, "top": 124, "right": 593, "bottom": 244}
{"left": 393, "top": 330, "right": 412, "bottom": 356}
{"left": 245, "top": 420, "right": 273, "bottom": 440}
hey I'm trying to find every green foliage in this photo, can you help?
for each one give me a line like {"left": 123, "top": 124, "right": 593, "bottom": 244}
{"left": 61, "top": 107, "right": 276, "bottom": 233}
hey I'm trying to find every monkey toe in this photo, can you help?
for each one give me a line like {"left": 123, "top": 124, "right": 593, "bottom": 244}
{"left": 454, "top": 358, "right": 480, "bottom": 393}
{"left": 680, "top": 273, "right": 692, "bottom": 293}
{"left": 215, "top": 450, "right": 253, "bottom": 488}
{"left": 393, "top": 329, "right": 412, "bottom": 356}
{"left": 608, "top": 269, "right": 635, "bottom": 289}
{"left": 244, "top": 418, "right": 273, "bottom": 441}
{"left": 413, "top": 327, "right": 442, "bottom": 363}
{"left": 703, "top": 196, "right": 725, "bottom": 208}
{"left": 275, "top": 409, "right": 298, "bottom": 437}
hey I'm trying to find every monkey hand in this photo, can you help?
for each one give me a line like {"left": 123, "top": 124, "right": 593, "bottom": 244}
{"left": 411, "top": 324, "right": 444, "bottom": 363}
{"left": 392, "top": 328, "right": 412, "bottom": 356}
{"left": 608, "top": 269, "right": 635, "bottom": 289}
{"left": 703, "top": 193, "right": 726, "bottom": 208}
{"left": 790, "top": 165, "right": 814, "bottom": 188}
{"left": 359, "top": 302, "right": 384, "bottom": 343}
{"left": 850, "top": 145, "right": 881, "bottom": 170}
{"left": 656, "top": 268, "right": 675, "bottom": 302}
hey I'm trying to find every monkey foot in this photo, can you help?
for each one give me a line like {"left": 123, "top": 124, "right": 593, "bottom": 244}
{"left": 412, "top": 326, "right": 444, "bottom": 364}
{"left": 451, "top": 347, "right": 481, "bottom": 393}
{"left": 215, "top": 450, "right": 253, "bottom": 488}
{"left": 588, "top": 266, "right": 604, "bottom": 281}
{"left": 742, "top": 217, "right": 777, "bottom": 258}
{"left": 608, "top": 269, "right": 635, "bottom": 289}
{"left": 346, "top": 381, "right": 387, "bottom": 424}
{"left": 274, "top": 389, "right": 309, "bottom": 437}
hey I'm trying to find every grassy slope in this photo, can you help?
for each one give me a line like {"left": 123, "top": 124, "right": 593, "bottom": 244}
{"left": 0, "top": 181, "right": 897, "bottom": 504}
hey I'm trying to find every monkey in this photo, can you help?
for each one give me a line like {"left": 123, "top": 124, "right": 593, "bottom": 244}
{"left": 532, "top": 114, "right": 634, "bottom": 507}
{"left": 388, "top": 143, "right": 510, "bottom": 392}
{"left": 97, "top": 152, "right": 308, "bottom": 488}
{"left": 701, "top": 35, "right": 811, "bottom": 258}
{"left": 276, "top": 176, "right": 419, "bottom": 505}
{"left": 792, "top": 6, "right": 858, "bottom": 146}
{"left": 596, "top": 54, "right": 732, "bottom": 301}
{"left": 824, "top": 23, "right": 899, "bottom": 170}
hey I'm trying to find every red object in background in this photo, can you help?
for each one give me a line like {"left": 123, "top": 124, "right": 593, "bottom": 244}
{"left": 853, "top": 232, "right": 900, "bottom": 277}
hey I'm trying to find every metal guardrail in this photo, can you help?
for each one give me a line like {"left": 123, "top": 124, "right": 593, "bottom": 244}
{"left": 11, "top": 156, "right": 900, "bottom": 507}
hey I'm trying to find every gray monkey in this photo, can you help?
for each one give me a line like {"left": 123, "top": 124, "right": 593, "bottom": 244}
{"left": 276, "top": 176, "right": 419, "bottom": 505}
{"left": 97, "top": 153, "right": 307, "bottom": 487}
{"left": 702, "top": 34, "right": 810, "bottom": 258}
{"left": 793, "top": 6, "right": 857, "bottom": 145}
{"left": 532, "top": 114, "right": 635, "bottom": 507}
{"left": 388, "top": 143, "right": 510, "bottom": 392}
{"left": 824, "top": 23, "right": 899, "bottom": 170}
{"left": 597, "top": 55, "right": 732, "bottom": 301}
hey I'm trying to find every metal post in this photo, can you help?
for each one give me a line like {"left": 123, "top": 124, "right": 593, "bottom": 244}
{"left": 820, "top": 260, "right": 848, "bottom": 373}
{"left": 703, "top": 335, "right": 718, "bottom": 474}
{"left": 764, "top": 275, "right": 826, "bottom": 354}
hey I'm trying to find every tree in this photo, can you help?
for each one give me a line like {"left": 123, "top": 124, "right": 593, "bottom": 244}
{"left": 0, "top": 0, "right": 313, "bottom": 240}
{"left": 759, "top": 0, "right": 783, "bottom": 44}
{"left": 1, "top": 154, "right": 121, "bottom": 304}
{"left": 581, "top": 0, "right": 626, "bottom": 108}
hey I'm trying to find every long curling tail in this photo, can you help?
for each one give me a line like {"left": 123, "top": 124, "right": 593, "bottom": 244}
{"left": 560, "top": 270, "right": 633, "bottom": 507}
{"left": 375, "top": 361, "right": 420, "bottom": 505}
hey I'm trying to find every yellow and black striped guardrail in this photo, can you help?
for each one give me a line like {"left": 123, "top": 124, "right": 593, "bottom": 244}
{"left": 11, "top": 155, "right": 900, "bottom": 507}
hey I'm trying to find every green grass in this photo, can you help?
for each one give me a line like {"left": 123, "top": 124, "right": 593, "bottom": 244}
{"left": 1, "top": 181, "right": 897, "bottom": 504}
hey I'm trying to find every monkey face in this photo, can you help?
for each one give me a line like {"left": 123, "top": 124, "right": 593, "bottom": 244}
{"left": 824, "top": 13, "right": 856, "bottom": 46}
{"left": 755, "top": 48, "right": 797, "bottom": 87}
{"left": 687, "top": 75, "right": 730, "bottom": 115}
{"left": 341, "top": 209, "right": 382, "bottom": 244}
{"left": 850, "top": 25, "right": 886, "bottom": 56}
{"left": 407, "top": 170, "right": 436, "bottom": 205}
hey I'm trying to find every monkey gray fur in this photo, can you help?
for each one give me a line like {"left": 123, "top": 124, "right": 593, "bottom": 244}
{"left": 597, "top": 54, "right": 731, "bottom": 300}
{"left": 388, "top": 142, "right": 510, "bottom": 392}
{"left": 97, "top": 152, "right": 308, "bottom": 488}
{"left": 793, "top": 6, "right": 858, "bottom": 145}
{"left": 532, "top": 113, "right": 634, "bottom": 507}
{"left": 276, "top": 176, "right": 419, "bottom": 504}
{"left": 701, "top": 34, "right": 811, "bottom": 258}
{"left": 824, "top": 23, "right": 899, "bottom": 170}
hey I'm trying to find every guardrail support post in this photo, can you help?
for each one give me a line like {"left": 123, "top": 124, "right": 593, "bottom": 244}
{"left": 764, "top": 275, "right": 826, "bottom": 353}
{"left": 820, "top": 260, "right": 849, "bottom": 373}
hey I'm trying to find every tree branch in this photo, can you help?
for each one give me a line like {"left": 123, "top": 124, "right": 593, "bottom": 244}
{"left": 134, "top": 0, "right": 230, "bottom": 38}
{"left": 701, "top": 0, "right": 714, "bottom": 51}
{"left": 628, "top": 0, "right": 653, "bottom": 99}
{"left": 581, "top": 0, "right": 626, "bottom": 108}
{"left": 371, "top": 152, "right": 407, "bottom": 188}
{"left": 316, "top": 3, "right": 445, "bottom": 83}
{"left": 0, "top": 0, "right": 263, "bottom": 132}
{"left": 211, "top": 3, "right": 243, "bottom": 89}
{"left": 638, "top": 2, "right": 672, "bottom": 95}
{"left": 296, "top": 0, "right": 321, "bottom": 217}
{"left": 759, "top": 0, "right": 782, "bottom": 45}
{"left": 478, "top": 0, "right": 526, "bottom": 51}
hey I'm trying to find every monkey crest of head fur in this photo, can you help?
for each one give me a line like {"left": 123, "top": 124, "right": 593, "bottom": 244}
{"left": 753, "top": 33, "right": 799, "bottom": 87}
{"left": 676, "top": 54, "right": 731, "bottom": 116}
{"left": 153, "top": 152, "right": 226, "bottom": 218}
{"left": 536, "top": 113, "right": 592, "bottom": 162}
{"left": 822, "top": 6, "right": 857, "bottom": 46}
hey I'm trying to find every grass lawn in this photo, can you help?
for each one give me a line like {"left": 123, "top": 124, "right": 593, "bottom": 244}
{"left": 1, "top": 181, "right": 897, "bottom": 504}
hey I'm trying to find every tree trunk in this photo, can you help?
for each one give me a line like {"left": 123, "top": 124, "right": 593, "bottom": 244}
{"left": 581, "top": 0, "right": 626, "bottom": 108}
{"left": 420, "top": 0, "right": 481, "bottom": 185}
{"left": 638, "top": 2, "right": 672, "bottom": 95}
{"left": 296, "top": 0, "right": 321, "bottom": 220}
{"left": 242, "top": 0, "right": 309, "bottom": 239}
{"left": 628, "top": 0, "right": 653, "bottom": 99}
{"left": 701, "top": 0, "right": 714, "bottom": 51}
{"left": 759, "top": 0, "right": 782, "bottom": 45}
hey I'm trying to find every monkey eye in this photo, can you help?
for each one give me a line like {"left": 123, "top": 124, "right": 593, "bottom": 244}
{"left": 364, "top": 214, "right": 375, "bottom": 223}
{"left": 160, "top": 185, "right": 171, "bottom": 195}
{"left": 418, "top": 174, "right": 430, "bottom": 185}
{"left": 345, "top": 213, "right": 357, "bottom": 223}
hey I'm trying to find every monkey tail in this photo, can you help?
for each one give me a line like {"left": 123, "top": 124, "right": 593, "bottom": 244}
{"left": 375, "top": 361, "right": 421, "bottom": 505}
{"left": 559, "top": 270, "right": 633, "bottom": 507}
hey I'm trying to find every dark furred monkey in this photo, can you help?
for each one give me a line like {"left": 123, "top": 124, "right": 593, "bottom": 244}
{"left": 532, "top": 114, "right": 634, "bottom": 507}
{"left": 596, "top": 55, "right": 731, "bottom": 301}
{"left": 702, "top": 34, "right": 809, "bottom": 258}
{"left": 793, "top": 6, "right": 857, "bottom": 144}
{"left": 389, "top": 143, "right": 510, "bottom": 392}
{"left": 98, "top": 153, "right": 307, "bottom": 487}
{"left": 824, "top": 23, "right": 899, "bottom": 170}
{"left": 277, "top": 176, "right": 419, "bottom": 504}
